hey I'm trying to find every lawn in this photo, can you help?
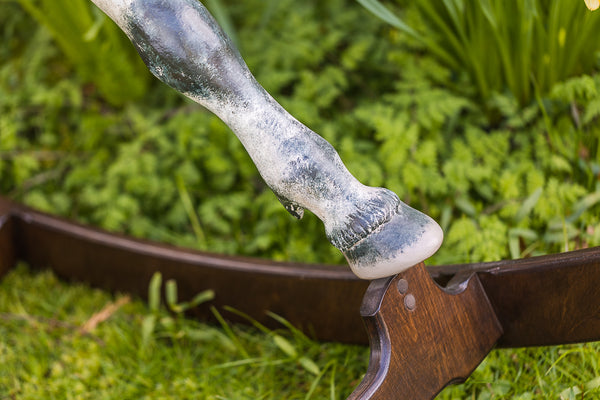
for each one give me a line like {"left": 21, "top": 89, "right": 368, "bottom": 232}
{"left": 1, "top": 264, "right": 599, "bottom": 399}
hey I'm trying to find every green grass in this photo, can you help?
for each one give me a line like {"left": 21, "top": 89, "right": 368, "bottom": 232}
{"left": 0, "top": 264, "right": 367, "bottom": 399}
{"left": 357, "top": 0, "right": 600, "bottom": 109}
{"left": 1, "top": 264, "right": 599, "bottom": 399}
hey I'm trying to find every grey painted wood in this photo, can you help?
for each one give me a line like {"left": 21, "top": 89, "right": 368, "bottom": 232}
{"left": 89, "top": 0, "right": 443, "bottom": 279}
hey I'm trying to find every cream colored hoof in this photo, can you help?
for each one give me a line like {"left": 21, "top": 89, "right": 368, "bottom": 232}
{"left": 343, "top": 202, "right": 443, "bottom": 280}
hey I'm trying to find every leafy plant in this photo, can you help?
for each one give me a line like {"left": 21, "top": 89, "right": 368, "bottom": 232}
{"left": 140, "top": 272, "right": 224, "bottom": 351}
{"left": 3, "top": 0, "right": 600, "bottom": 267}
{"left": 1, "top": 264, "right": 367, "bottom": 398}
{"left": 357, "top": 0, "right": 600, "bottom": 110}
{"left": 17, "top": 0, "right": 151, "bottom": 106}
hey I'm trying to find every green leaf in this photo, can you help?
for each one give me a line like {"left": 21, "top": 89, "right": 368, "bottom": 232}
{"left": 509, "top": 228, "right": 538, "bottom": 241}
{"left": 355, "top": 0, "right": 420, "bottom": 38}
{"left": 176, "top": 173, "right": 206, "bottom": 247}
{"left": 508, "top": 234, "right": 521, "bottom": 260}
{"left": 165, "top": 279, "right": 178, "bottom": 310}
{"left": 559, "top": 386, "right": 581, "bottom": 399}
{"left": 567, "top": 190, "right": 600, "bottom": 223}
{"left": 186, "top": 290, "right": 215, "bottom": 308}
{"left": 273, "top": 335, "right": 297, "bottom": 358}
{"left": 184, "top": 327, "right": 236, "bottom": 351}
{"left": 267, "top": 311, "right": 311, "bottom": 342}
{"left": 211, "top": 306, "right": 249, "bottom": 358}
{"left": 515, "top": 187, "right": 542, "bottom": 222}
{"left": 299, "top": 356, "right": 320, "bottom": 376}
{"left": 586, "top": 376, "right": 600, "bottom": 391}
{"left": 140, "top": 314, "right": 156, "bottom": 350}
{"left": 159, "top": 316, "right": 176, "bottom": 332}
{"left": 148, "top": 272, "right": 162, "bottom": 312}
{"left": 508, "top": 228, "right": 538, "bottom": 259}
{"left": 455, "top": 196, "right": 477, "bottom": 218}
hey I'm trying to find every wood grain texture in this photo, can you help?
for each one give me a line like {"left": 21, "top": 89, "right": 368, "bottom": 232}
{"left": 3, "top": 196, "right": 600, "bottom": 350}
{"left": 4, "top": 197, "right": 600, "bottom": 398}
{"left": 0, "top": 198, "right": 16, "bottom": 278}
{"left": 2, "top": 197, "right": 370, "bottom": 343}
{"left": 349, "top": 263, "right": 502, "bottom": 399}
{"left": 429, "top": 248, "right": 600, "bottom": 347}
{"left": 476, "top": 248, "right": 600, "bottom": 347}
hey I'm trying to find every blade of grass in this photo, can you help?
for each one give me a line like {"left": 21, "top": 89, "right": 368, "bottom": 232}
{"left": 266, "top": 311, "right": 311, "bottom": 343}
{"left": 165, "top": 279, "right": 178, "bottom": 310}
{"left": 175, "top": 173, "right": 206, "bottom": 248}
{"left": 148, "top": 272, "right": 162, "bottom": 313}
{"left": 273, "top": 334, "right": 297, "bottom": 358}
{"left": 515, "top": 187, "right": 543, "bottom": 222}
{"left": 329, "top": 362, "right": 337, "bottom": 400}
{"left": 211, "top": 306, "right": 249, "bottom": 358}
{"left": 223, "top": 305, "right": 273, "bottom": 335}
{"left": 304, "top": 362, "right": 332, "bottom": 399}
{"left": 355, "top": 0, "right": 420, "bottom": 38}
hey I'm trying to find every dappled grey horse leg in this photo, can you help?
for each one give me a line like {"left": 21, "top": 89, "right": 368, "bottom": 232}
{"left": 90, "top": 0, "right": 443, "bottom": 279}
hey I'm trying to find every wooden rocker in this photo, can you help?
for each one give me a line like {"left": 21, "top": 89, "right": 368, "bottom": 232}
{"left": 2, "top": 198, "right": 600, "bottom": 399}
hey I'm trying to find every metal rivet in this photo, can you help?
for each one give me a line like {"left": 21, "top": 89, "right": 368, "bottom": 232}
{"left": 397, "top": 279, "right": 409, "bottom": 295}
{"left": 404, "top": 294, "right": 416, "bottom": 311}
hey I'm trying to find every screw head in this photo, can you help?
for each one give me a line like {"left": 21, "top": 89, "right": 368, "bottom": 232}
{"left": 404, "top": 294, "right": 416, "bottom": 311}
{"left": 397, "top": 278, "right": 409, "bottom": 295}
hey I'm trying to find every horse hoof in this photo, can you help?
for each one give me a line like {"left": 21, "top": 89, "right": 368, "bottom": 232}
{"left": 343, "top": 202, "right": 443, "bottom": 280}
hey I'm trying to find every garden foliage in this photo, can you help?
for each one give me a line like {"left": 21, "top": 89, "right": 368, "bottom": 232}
{"left": 1, "top": 264, "right": 368, "bottom": 399}
{"left": 1, "top": 0, "right": 599, "bottom": 268}
{"left": 16, "top": 0, "right": 151, "bottom": 106}
{"left": 360, "top": 0, "right": 600, "bottom": 110}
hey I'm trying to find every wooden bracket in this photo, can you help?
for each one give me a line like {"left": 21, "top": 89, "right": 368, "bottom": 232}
{"left": 349, "top": 263, "right": 503, "bottom": 399}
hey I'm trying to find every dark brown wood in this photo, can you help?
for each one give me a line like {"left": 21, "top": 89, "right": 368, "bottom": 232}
{"left": 430, "top": 248, "right": 600, "bottom": 347}
{"left": 349, "top": 263, "right": 503, "bottom": 399}
{"left": 3, "top": 196, "right": 600, "bottom": 349}
{"left": 1, "top": 197, "right": 370, "bottom": 343}
{"left": 5, "top": 196, "right": 600, "bottom": 398}
{"left": 0, "top": 198, "right": 16, "bottom": 278}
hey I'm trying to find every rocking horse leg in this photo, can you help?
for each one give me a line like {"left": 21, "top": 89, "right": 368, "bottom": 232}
{"left": 89, "top": 0, "right": 443, "bottom": 279}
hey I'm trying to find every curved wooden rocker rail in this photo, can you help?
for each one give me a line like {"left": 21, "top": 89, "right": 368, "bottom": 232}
{"left": 2, "top": 195, "right": 600, "bottom": 399}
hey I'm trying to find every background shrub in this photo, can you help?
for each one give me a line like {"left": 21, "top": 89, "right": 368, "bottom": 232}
{"left": 1, "top": 0, "right": 599, "bottom": 267}
{"left": 360, "top": 0, "right": 600, "bottom": 112}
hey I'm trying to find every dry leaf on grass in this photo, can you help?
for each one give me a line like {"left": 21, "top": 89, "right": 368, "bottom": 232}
{"left": 79, "top": 296, "right": 131, "bottom": 334}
